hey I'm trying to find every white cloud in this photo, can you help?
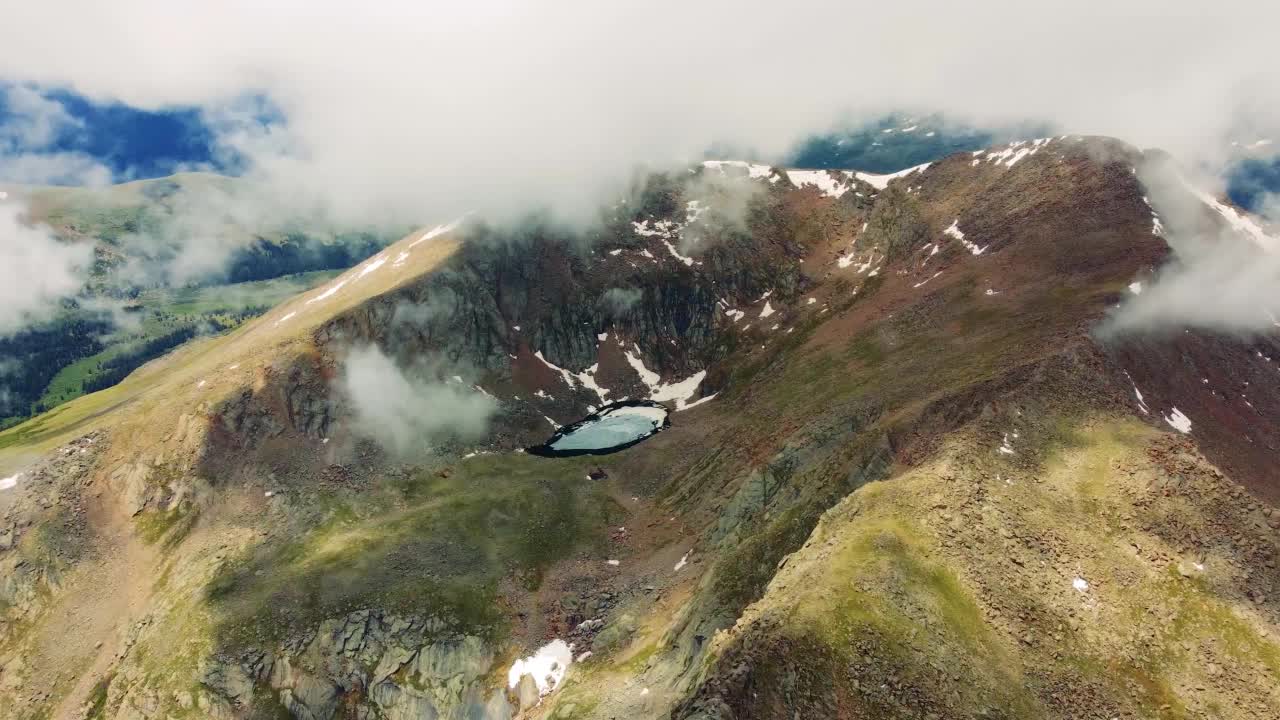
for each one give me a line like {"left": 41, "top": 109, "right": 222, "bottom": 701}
{"left": 0, "top": 200, "right": 93, "bottom": 335}
{"left": 340, "top": 345, "right": 497, "bottom": 457}
{"left": 0, "top": 1, "right": 1275, "bottom": 226}
{"left": 0, "top": 85, "right": 81, "bottom": 148}
{"left": 0, "top": 151, "right": 112, "bottom": 186}
{"left": 1100, "top": 155, "right": 1280, "bottom": 337}
{"left": 0, "top": 85, "right": 113, "bottom": 186}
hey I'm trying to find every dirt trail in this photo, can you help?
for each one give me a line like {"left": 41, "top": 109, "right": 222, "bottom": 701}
{"left": 29, "top": 485, "right": 161, "bottom": 720}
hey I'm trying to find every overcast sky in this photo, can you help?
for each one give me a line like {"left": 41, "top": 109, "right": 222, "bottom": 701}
{"left": 2, "top": 1, "right": 1277, "bottom": 225}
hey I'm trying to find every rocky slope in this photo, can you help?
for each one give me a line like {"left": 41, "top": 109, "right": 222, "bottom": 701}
{"left": 1, "top": 136, "right": 1278, "bottom": 720}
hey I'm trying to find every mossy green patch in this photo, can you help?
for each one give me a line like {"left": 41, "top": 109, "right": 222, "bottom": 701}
{"left": 84, "top": 673, "right": 114, "bottom": 719}
{"left": 799, "top": 518, "right": 1039, "bottom": 716}
{"left": 204, "top": 454, "right": 613, "bottom": 650}
{"left": 135, "top": 507, "right": 199, "bottom": 550}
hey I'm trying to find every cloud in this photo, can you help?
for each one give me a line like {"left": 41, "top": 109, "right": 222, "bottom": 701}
{"left": 109, "top": 178, "right": 305, "bottom": 286}
{"left": 340, "top": 344, "right": 497, "bottom": 458}
{"left": 0, "top": 84, "right": 113, "bottom": 186}
{"left": 678, "top": 170, "right": 766, "bottom": 254}
{"left": 0, "top": 1, "right": 1276, "bottom": 228}
{"left": 1099, "top": 155, "right": 1280, "bottom": 337}
{"left": 0, "top": 199, "right": 94, "bottom": 335}
{"left": 600, "top": 287, "right": 642, "bottom": 317}
{"left": 0, "top": 84, "right": 81, "bottom": 148}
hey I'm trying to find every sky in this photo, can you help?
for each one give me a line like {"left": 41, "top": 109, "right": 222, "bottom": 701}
{"left": 0, "top": 1, "right": 1278, "bottom": 336}
{"left": 2, "top": 1, "right": 1278, "bottom": 223}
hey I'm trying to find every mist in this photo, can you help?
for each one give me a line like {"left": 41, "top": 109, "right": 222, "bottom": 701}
{"left": 0, "top": 84, "right": 113, "bottom": 186}
{"left": 0, "top": 201, "right": 93, "bottom": 335}
{"left": 1099, "top": 154, "right": 1280, "bottom": 337}
{"left": 600, "top": 287, "right": 642, "bottom": 317}
{"left": 2, "top": 1, "right": 1277, "bottom": 229}
{"left": 340, "top": 345, "right": 497, "bottom": 458}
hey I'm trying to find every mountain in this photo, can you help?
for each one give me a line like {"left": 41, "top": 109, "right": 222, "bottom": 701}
{"left": 784, "top": 114, "right": 1047, "bottom": 174}
{"left": 1, "top": 136, "right": 1278, "bottom": 720}
{"left": 0, "top": 174, "right": 402, "bottom": 428}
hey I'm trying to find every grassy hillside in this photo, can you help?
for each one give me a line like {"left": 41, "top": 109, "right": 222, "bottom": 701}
{"left": 0, "top": 172, "right": 402, "bottom": 427}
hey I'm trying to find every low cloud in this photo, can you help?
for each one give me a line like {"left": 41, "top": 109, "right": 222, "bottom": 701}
{"left": 340, "top": 345, "right": 497, "bottom": 458}
{"left": 0, "top": 84, "right": 112, "bottom": 186}
{"left": 0, "top": 199, "right": 93, "bottom": 335}
{"left": 2, "top": 2, "right": 1277, "bottom": 228}
{"left": 600, "top": 287, "right": 642, "bottom": 317}
{"left": 679, "top": 170, "right": 766, "bottom": 254}
{"left": 1099, "top": 155, "right": 1280, "bottom": 337}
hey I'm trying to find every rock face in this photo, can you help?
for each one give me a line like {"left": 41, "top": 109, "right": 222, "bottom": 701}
{"left": 317, "top": 187, "right": 808, "bottom": 402}
{"left": 0, "top": 432, "right": 105, "bottom": 634}
{"left": 200, "top": 611, "right": 509, "bottom": 720}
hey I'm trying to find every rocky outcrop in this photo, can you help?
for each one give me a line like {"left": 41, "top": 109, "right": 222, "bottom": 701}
{"left": 0, "top": 432, "right": 105, "bottom": 633}
{"left": 199, "top": 610, "right": 512, "bottom": 720}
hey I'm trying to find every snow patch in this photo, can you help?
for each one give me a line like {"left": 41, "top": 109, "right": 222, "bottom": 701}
{"left": 535, "top": 351, "right": 610, "bottom": 403}
{"left": 662, "top": 239, "right": 696, "bottom": 266}
{"left": 678, "top": 393, "right": 717, "bottom": 411}
{"left": 998, "top": 434, "right": 1016, "bottom": 455}
{"left": 408, "top": 218, "right": 464, "bottom": 249}
{"left": 981, "top": 138, "right": 1052, "bottom": 168}
{"left": 625, "top": 347, "right": 709, "bottom": 411}
{"left": 357, "top": 255, "right": 387, "bottom": 279}
{"left": 759, "top": 301, "right": 775, "bottom": 318}
{"left": 1131, "top": 382, "right": 1150, "bottom": 415}
{"left": 1128, "top": 281, "right": 1142, "bottom": 295}
{"left": 0, "top": 473, "right": 20, "bottom": 491}
{"left": 674, "top": 553, "right": 689, "bottom": 572}
{"left": 273, "top": 311, "right": 297, "bottom": 328}
{"left": 701, "top": 160, "right": 775, "bottom": 181}
{"left": 944, "top": 219, "right": 986, "bottom": 255}
{"left": 1164, "top": 407, "right": 1192, "bottom": 434}
{"left": 853, "top": 162, "right": 930, "bottom": 190}
{"left": 1179, "top": 175, "right": 1280, "bottom": 252}
{"left": 507, "top": 640, "right": 573, "bottom": 698}
{"left": 623, "top": 348, "right": 661, "bottom": 387}
{"left": 786, "top": 169, "right": 852, "bottom": 198}
{"left": 1073, "top": 577, "right": 1090, "bottom": 592}
{"left": 307, "top": 278, "right": 349, "bottom": 305}
{"left": 913, "top": 271, "right": 942, "bottom": 289}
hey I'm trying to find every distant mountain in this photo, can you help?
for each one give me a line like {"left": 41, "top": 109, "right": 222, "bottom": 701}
{"left": 785, "top": 113, "right": 1048, "bottom": 172}
{"left": 1228, "top": 151, "right": 1280, "bottom": 212}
